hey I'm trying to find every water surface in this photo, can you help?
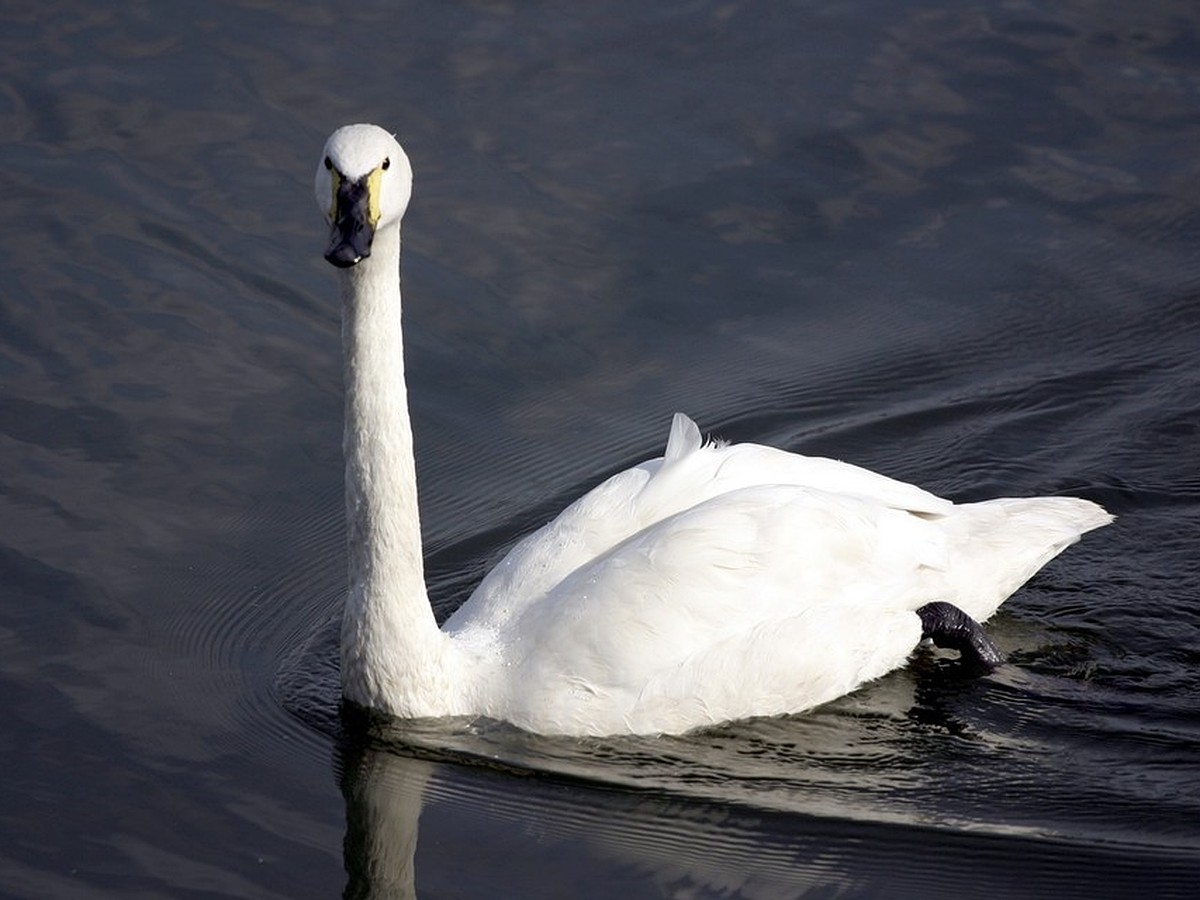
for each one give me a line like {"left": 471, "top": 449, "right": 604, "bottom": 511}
{"left": 1, "top": 1, "right": 1199, "bottom": 897}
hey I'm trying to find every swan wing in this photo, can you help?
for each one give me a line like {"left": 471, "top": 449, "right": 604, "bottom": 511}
{"left": 447, "top": 414, "right": 950, "bottom": 635}
{"left": 492, "top": 484, "right": 944, "bottom": 734}
{"left": 470, "top": 482, "right": 1109, "bottom": 735}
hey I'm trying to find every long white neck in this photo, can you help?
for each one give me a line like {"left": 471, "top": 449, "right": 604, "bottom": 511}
{"left": 338, "top": 223, "right": 460, "bottom": 716}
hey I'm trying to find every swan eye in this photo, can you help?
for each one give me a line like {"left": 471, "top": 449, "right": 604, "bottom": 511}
{"left": 324, "top": 156, "right": 333, "bottom": 171}
{"left": 382, "top": 157, "right": 391, "bottom": 171}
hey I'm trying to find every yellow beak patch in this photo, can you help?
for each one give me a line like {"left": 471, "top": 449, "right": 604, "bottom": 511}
{"left": 329, "top": 165, "right": 385, "bottom": 228}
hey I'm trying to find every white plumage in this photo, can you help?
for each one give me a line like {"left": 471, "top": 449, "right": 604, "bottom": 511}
{"left": 317, "top": 124, "right": 1112, "bottom": 737}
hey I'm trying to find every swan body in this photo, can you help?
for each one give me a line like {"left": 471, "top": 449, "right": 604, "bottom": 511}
{"left": 317, "top": 124, "right": 1113, "bottom": 737}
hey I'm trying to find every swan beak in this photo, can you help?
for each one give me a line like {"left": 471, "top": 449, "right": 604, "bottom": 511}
{"left": 324, "top": 174, "right": 376, "bottom": 268}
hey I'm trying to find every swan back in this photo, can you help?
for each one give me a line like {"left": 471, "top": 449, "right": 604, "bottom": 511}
{"left": 447, "top": 413, "right": 952, "bottom": 637}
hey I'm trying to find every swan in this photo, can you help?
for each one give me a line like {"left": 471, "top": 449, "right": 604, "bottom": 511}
{"left": 317, "top": 123, "right": 1113, "bottom": 737}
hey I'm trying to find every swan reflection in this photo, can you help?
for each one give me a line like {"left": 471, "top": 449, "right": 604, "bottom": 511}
{"left": 334, "top": 710, "right": 921, "bottom": 900}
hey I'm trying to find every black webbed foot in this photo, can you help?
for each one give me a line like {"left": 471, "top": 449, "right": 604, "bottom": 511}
{"left": 916, "top": 601, "right": 1005, "bottom": 671}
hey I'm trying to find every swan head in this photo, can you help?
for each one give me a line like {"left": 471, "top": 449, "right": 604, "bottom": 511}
{"left": 316, "top": 124, "right": 413, "bottom": 268}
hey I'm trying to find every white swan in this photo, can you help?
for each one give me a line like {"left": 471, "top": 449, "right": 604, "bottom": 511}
{"left": 317, "top": 123, "right": 1113, "bottom": 737}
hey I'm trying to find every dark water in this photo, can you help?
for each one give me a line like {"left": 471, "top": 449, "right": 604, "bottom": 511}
{"left": 2, "top": 1, "right": 1199, "bottom": 897}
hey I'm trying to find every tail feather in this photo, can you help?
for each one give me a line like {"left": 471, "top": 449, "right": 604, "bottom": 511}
{"left": 994, "top": 495, "right": 1114, "bottom": 536}
{"left": 938, "top": 496, "right": 1113, "bottom": 622}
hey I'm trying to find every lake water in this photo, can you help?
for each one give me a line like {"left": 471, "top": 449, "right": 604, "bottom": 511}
{"left": 2, "top": 1, "right": 1199, "bottom": 897}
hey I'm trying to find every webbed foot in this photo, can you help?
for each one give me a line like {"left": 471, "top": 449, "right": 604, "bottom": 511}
{"left": 916, "top": 601, "right": 1005, "bottom": 670}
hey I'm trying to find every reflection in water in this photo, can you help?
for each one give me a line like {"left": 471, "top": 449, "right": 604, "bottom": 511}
{"left": 333, "top": 681, "right": 1200, "bottom": 900}
{"left": 340, "top": 736, "right": 426, "bottom": 900}
{"left": 335, "top": 716, "right": 870, "bottom": 900}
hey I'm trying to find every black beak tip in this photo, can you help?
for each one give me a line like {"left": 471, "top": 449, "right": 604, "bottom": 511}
{"left": 324, "top": 176, "right": 376, "bottom": 268}
{"left": 324, "top": 241, "right": 368, "bottom": 268}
